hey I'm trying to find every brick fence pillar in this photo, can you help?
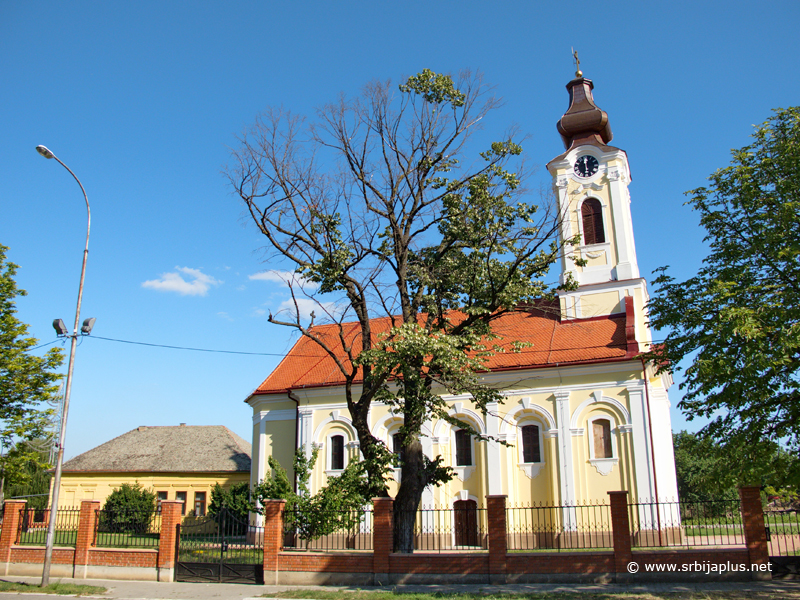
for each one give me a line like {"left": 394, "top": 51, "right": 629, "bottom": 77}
{"left": 739, "top": 486, "right": 771, "bottom": 580}
{"left": 0, "top": 500, "right": 26, "bottom": 574}
{"left": 262, "top": 499, "right": 286, "bottom": 586}
{"left": 373, "top": 497, "right": 393, "bottom": 586}
{"left": 487, "top": 495, "right": 507, "bottom": 583}
{"left": 73, "top": 500, "right": 100, "bottom": 579}
{"left": 157, "top": 500, "right": 183, "bottom": 582}
{"left": 608, "top": 490, "right": 632, "bottom": 582}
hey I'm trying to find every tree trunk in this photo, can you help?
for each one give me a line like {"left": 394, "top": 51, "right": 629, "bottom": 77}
{"left": 393, "top": 436, "right": 427, "bottom": 553}
{"left": 349, "top": 400, "right": 390, "bottom": 498}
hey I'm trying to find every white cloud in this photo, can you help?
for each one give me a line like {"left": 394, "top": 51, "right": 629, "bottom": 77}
{"left": 276, "top": 298, "right": 340, "bottom": 322}
{"left": 249, "top": 270, "right": 318, "bottom": 290}
{"left": 217, "top": 311, "right": 233, "bottom": 321}
{"left": 142, "top": 267, "right": 222, "bottom": 297}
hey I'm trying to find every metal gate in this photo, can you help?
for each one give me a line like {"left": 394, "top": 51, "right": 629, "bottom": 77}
{"left": 764, "top": 505, "right": 800, "bottom": 579}
{"left": 176, "top": 508, "right": 264, "bottom": 584}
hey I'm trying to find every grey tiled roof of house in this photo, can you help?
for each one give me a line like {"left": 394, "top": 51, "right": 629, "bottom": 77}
{"left": 62, "top": 425, "right": 251, "bottom": 473}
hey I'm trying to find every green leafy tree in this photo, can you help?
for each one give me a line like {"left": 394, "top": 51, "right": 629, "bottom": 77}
{"left": 100, "top": 482, "right": 157, "bottom": 533}
{"left": 208, "top": 481, "right": 251, "bottom": 533}
{"left": 0, "top": 244, "right": 64, "bottom": 501}
{"left": 252, "top": 448, "right": 371, "bottom": 547}
{"left": 227, "top": 70, "right": 574, "bottom": 552}
{"left": 4, "top": 441, "right": 53, "bottom": 513}
{"left": 673, "top": 431, "right": 800, "bottom": 502}
{"left": 649, "top": 107, "right": 800, "bottom": 459}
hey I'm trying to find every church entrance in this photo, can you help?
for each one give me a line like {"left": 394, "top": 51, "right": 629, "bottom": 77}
{"left": 453, "top": 499, "right": 479, "bottom": 547}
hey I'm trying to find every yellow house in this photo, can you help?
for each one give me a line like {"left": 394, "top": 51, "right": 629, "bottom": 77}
{"left": 245, "top": 72, "right": 678, "bottom": 514}
{"left": 58, "top": 425, "right": 251, "bottom": 519}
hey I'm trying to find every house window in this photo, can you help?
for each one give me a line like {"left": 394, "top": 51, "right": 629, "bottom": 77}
{"left": 156, "top": 491, "right": 168, "bottom": 513}
{"left": 175, "top": 491, "right": 187, "bottom": 515}
{"left": 521, "top": 424, "right": 541, "bottom": 463}
{"left": 592, "top": 418, "right": 613, "bottom": 459}
{"left": 330, "top": 434, "right": 345, "bottom": 471}
{"left": 194, "top": 492, "right": 206, "bottom": 517}
{"left": 455, "top": 429, "right": 472, "bottom": 467}
{"left": 581, "top": 198, "right": 605, "bottom": 245}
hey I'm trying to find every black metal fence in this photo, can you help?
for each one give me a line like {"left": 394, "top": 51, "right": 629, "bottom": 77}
{"left": 395, "top": 505, "right": 489, "bottom": 552}
{"left": 628, "top": 497, "right": 745, "bottom": 548}
{"left": 16, "top": 508, "right": 80, "bottom": 546}
{"left": 95, "top": 509, "right": 161, "bottom": 548}
{"left": 764, "top": 502, "right": 800, "bottom": 557}
{"left": 282, "top": 506, "right": 373, "bottom": 551}
{"left": 506, "top": 501, "right": 612, "bottom": 551}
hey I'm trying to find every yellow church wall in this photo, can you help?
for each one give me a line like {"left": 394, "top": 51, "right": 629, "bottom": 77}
{"left": 505, "top": 436, "right": 555, "bottom": 506}
{"left": 254, "top": 359, "right": 653, "bottom": 509}
{"left": 579, "top": 290, "right": 623, "bottom": 318}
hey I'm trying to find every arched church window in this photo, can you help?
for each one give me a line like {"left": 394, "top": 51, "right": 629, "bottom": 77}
{"left": 330, "top": 434, "right": 345, "bottom": 470}
{"left": 455, "top": 429, "right": 472, "bottom": 466}
{"left": 581, "top": 198, "right": 605, "bottom": 245}
{"left": 592, "top": 419, "right": 613, "bottom": 459}
{"left": 392, "top": 432, "right": 404, "bottom": 465}
{"left": 521, "top": 424, "right": 541, "bottom": 463}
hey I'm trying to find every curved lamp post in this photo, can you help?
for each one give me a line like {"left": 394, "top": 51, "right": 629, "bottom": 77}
{"left": 35, "top": 145, "right": 94, "bottom": 587}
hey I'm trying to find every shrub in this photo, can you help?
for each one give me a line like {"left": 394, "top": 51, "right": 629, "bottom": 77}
{"left": 99, "top": 482, "right": 156, "bottom": 533}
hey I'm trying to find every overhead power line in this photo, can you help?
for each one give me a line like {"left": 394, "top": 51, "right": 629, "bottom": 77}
{"left": 82, "top": 334, "right": 664, "bottom": 359}
{"left": 91, "top": 336, "right": 285, "bottom": 356}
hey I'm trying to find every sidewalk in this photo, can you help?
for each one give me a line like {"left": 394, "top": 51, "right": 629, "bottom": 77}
{"left": 2, "top": 576, "right": 800, "bottom": 600}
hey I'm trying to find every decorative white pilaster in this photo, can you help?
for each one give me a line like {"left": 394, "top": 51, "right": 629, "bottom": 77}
{"left": 298, "top": 407, "right": 314, "bottom": 459}
{"left": 252, "top": 412, "right": 269, "bottom": 526}
{"left": 485, "top": 402, "right": 503, "bottom": 495}
{"left": 625, "top": 381, "right": 656, "bottom": 501}
{"left": 607, "top": 165, "right": 639, "bottom": 280}
{"left": 648, "top": 387, "right": 679, "bottom": 501}
{"left": 554, "top": 390, "right": 575, "bottom": 506}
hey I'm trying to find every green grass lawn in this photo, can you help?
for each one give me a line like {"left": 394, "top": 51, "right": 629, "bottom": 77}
{"left": 17, "top": 529, "right": 159, "bottom": 548}
{"left": 0, "top": 581, "right": 107, "bottom": 595}
{"left": 178, "top": 545, "right": 263, "bottom": 564}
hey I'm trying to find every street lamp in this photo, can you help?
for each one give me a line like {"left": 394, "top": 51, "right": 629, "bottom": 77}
{"left": 35, "top": 145, "right": 95, "bottom": 587}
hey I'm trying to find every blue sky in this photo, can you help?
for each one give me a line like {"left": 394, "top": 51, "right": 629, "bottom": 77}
{"left": 2, "top": 1, "right": 799, "bottom": 460}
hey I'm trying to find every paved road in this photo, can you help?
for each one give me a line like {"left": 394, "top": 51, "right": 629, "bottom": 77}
{"left": 2, "top": 576, "right": 800, "bottom": 600}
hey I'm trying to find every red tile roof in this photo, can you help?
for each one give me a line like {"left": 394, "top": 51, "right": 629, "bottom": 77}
{"left": 252, "top": 299, "right": 639, "bottom": 397}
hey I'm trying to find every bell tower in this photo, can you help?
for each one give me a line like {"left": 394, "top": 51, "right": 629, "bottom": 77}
{"left": 547, "top": 71, "right": 648, "bottom": 332}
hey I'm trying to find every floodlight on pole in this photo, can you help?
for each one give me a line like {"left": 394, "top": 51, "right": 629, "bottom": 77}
{"left": 36, "top": 145, "right": 92, "bottom": 587}
{"left": 52, "top": 319, "right": 68, "bottom": 337}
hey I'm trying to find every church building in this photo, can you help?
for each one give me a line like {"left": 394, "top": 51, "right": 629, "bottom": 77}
{"left": 244, "top": 72, "right": 679, "bottom": 512}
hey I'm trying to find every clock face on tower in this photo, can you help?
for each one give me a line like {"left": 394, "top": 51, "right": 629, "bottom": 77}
{"left": 574, "top": 155, "right": 599, "bottom": 178}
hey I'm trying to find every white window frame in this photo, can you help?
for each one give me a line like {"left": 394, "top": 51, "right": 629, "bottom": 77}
{"left": 587, "top": 414, "right": 618, "bottom": 476}
{"left": 387, "top": 426, "right": 403, "bottom": 482}
{"left": 516, "top": 418, "right": 545, "bottom": 479}
{"left": 325, "top": 430, "right": 349, "bottom": 475}
{"left": 451, "top": 427, "right": 476, "bottom": 482}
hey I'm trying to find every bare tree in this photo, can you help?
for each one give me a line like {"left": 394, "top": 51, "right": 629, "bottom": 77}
{"left": 227, "top": 69, "right": 575, "bottom": 552}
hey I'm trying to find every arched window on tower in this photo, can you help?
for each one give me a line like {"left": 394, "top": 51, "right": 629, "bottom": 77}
{"left": 580, "top": 198, "right": 605, "bottom": 245}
